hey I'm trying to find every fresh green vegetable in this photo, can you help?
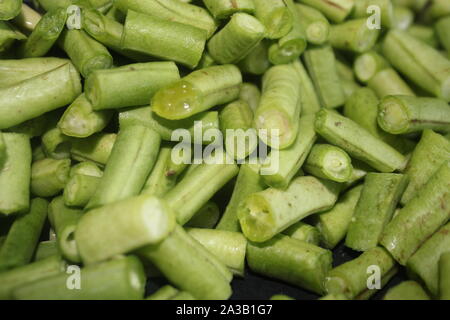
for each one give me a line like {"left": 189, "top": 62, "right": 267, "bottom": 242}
{"left": 121, "top": 10, "right": 207, "bottom": 69}
{"left": 329, "top": 18, "right": 380, "bottom": 53}
{"left": 138, "top": 225, "right": 232, "bottom": 300}
{"left": 0, "top": 199, "right": 48, "bottom": 271}
{"left": 380, "top": 161, "right": 450, "bottom": 265}
{"left": 315, "top": 109, "right": 407, "bottom": 172}
{"left": 304, "top": 45, "right": 346, "bottom": 109}
{"left": 202, "top": 0, "right": 255, "bottom": 19}
{"left": 406, "top": 222, "right": 450, "bottom": 297}
{"left": 304, "top": 144, "right": 353, "bottom": 183}
{"left": 59, "top": 29, "right": 113, "bottom": 78}
{"left": 253, "top": 0, "right": 292, "bottom": 39}
{"left": 247, "top": 234, "right": 332, "bottom": 294}
{"left": 13, "top": 256, "right": 146, "bottom": 300}
{"left": 261, "top": 114, "right": 316, "bottom": 189}
{"left": 19, "top": 8, "right": 67, "bottom": 58}
{"left": 254, "top": 63, "right": 302, "bottom": 149}
{"left": 0, "top": 62, "right": 81, "bottom": 129}
{"left": 152, "top": 65, "right": 242, "bottom": 120}
{"left": 378, "top": 95, "right": 450, "bottom": 134}
{"left": 187, "top": 228, "right": 247, "bottom": 276}
{"left": 382, "top": 29, "right": 450, "bottom": 102}
{"left": 0, "top": 255, "right": 65, "bottom": 300}
{"left": 85, "top": 62, "right": 180, "bottom": 110}
{"left": 311, "top": 185, "right": 363, "bottom": 249}
{"left": 268, "top": 0, "right": 307, "bottom": 65}
{"left": 115, "top": 0, "right": 217, "bottom": 38}
{"left": 77, "top": 195, "right": 175, "bottom": 264}
{"left": 238, "top": 175, "right": 340, "bottom": 242}
{"left": 216, "top": 164, "right": 265, "bottom": 232}
{"left": 440, "top": 252, "right": 450, "bottom": 300}
{"left": 345, "top": 173, "right": 408, "bottom": 251}
{"left": 86, "top": 125, "right": 160, "bottom": 208}
{"left": 58, "top": 94, "right": 113, "bottom": 138}
{"left": 400, "top": 130, "right": 450, "bottom": 205}
{"left": 208, "top": 13, "right": 265, "bottom": 64}
{"left": 0, "top": 133, "right": 31, "bottom": 215}
{"left": 368, "top": 68, "right": 415, "bottom": 98}
{"left": 383, "top": 281, "right": 430, "bottom": 300}
{"left": 325, "top": 247, "right": 397, "bottom": 299}
{"left": 0, "top": 0, "right": 22, "bottom": 21}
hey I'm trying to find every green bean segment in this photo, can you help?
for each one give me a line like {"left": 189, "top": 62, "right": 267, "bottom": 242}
{"left": 187, "top": 228, "right": 247, "bottom": 276}
{"left": 345, "top": 173, "right": 408, "bottom": 251}
{"left": 0, "top": 133, "right": 31, "bottom": 215}
{"left": 152, "top": 65, "right": 242, "bottom": 120}
{"left": 304, "top": 144, "right": 353, "bottom": 183}
{"left": 115, "top": 0, "right": 217, "bottom": 38}
{"left": 87, "top": 125, "right": 160, "bottom": 209}
{"left": 119, "top": 106, "right": 219, "bottom": 144}
{"left": 304, "top": 45, "right": 345, "bottom": 109}
{"left": 216, "top": 164, "right": 265, "bottom": 232}
{"left": 77, "top": 195, "right": 175, "bottom": 264}
{"left": 312, "top": 185, "right": 363, "bottom": 249}
{"left": 268, "top": 0, "right": 307, "bottom": 65}
{"left": 208, "top": 13, "right": 265, "bottom": 64}
{"left": 383, "top": 281, "right": 430, "bottom": 300}
{"left": 121, "top": 10, "right": 207, "bottom": 69}
{"left": 368, "top": 68, "right": 415, "bottom": 98}
{"left": 58, "top": 94, "right": 112, "bottom": 138}
{"left": 19, "top": 8, "right": 67, "bottom": 58}
{"left": 59, "top": 29, "right": 113, "bottom": 78}
{"left": 261, "top": 115, "right": 316, "bottom": 189}
{"left": 325, "top": 247, "right": 397, "bottom": 299}
{"left": 296, "top": 3, "right": 330, "bottom": 45}
{"left": 406, "top": 222, "right": 450, "bottom": 297}
{"left": 138, "top": 225, "right": 232, "bottom": 300}
{"left": 380, "top": 161, "right": 450, "bottom": 265}
{"left": 315, "top": 109, "right": 407, "bottom": 172}
{"left": 85, "top": 62, "right": 180, "bottom": 110}
{"left": 378, "top": 95, "right": 450, "bottom": 134}
{"left": 247, "top": 234, "right": 332, "bottom": 294}
{"left": 0, "top": 198, "right": 48, "bottom": 271}
{"left": 203, "top": 0, "right": 255, "bottom": 19}
{"left": 219, "top": 99, "right": 257, "bottom": 160}
{"left": 0, "top": 255, "right": 65, "bottom": 300}
{"left": 400, "top": 130, "right": 450, "bottom": 205}
{"left": 297, "top": 0, "right": 354, "bottom": 23}
{"left": 0, "top": 0, "right": 22, "bottom": 21}
{"left": 253, "top": 0, "right": 292, "bottom": 39}
{"left": 329, "top": 18, "right": 380, "bottom": 53}
{"left": 13, "top": 256, "right": 146, "bottom": 300}
{"left": 48, "top": 197, "right": 83, "bottom": 262}
{"left": 382, "top": 30, "right": 450, "bottom": 102}
{"left": 0, "top": 62, "right": 81, "bottom": 129}
{"left": 440, "top": 252, "right": 450, "bottom": 300}
{"left": 238, "top": 176, "right": 340, "bottom": 242}
{"left": 254, "top": 63, "right": 302, "bottom": 149}
{"left": 31, "top": 158, "right": 71, "bottom": 197}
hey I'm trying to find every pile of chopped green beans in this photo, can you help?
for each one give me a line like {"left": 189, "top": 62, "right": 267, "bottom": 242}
{"left": 0, "top": 0, "right": 449, "bottom": 301}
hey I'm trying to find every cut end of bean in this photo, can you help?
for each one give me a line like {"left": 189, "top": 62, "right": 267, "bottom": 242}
{"left": 378, "top": 96, "right": 410, "bottom": 134}
{"left": 238, "top": 194, "right": 274, "bottom": 242}
{"left": 306, "top": 22, "right": 329, "bottom": 45}
{"left": 151, "top": 81, "right": 201, "bottom": 120}
{"left": 255, "top": 109, "right": 296, "bottom": 149}
{"left": 323, "top": 149, "right": 353, "bottom": 182}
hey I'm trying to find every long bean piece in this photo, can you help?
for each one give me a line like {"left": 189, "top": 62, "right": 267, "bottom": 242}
{"left": 0, "top": 198, "right": 48, "bottom": 271}
{"left": 380, "top": 161, "right": 450, "bottom": 265}
{"left": 238, "top": 175, "right": 340, "bottom": 242}
{"left": 0, "top": 62, "right": 81, "bottom": 129}
{"left": 0, "top": 133, "right": 31, "bottom": 215}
